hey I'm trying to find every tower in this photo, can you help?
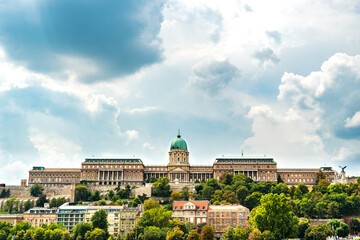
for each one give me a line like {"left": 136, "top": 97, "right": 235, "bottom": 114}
{"left": 167, "top": 130, "right": 190, "bottom": 182}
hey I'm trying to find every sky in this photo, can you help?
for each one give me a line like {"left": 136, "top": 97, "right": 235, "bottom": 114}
{"left": 0, "top": 0, "right": 360, "bottom": 185}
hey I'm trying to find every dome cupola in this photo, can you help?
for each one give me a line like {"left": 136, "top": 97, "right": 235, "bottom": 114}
{"left": 170, "top": 130, "right": 188, "bottom": 150}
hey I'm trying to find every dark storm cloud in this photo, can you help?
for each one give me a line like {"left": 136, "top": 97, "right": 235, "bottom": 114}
{"left": 0, "top": 0, "right": 164, "bottom": 82}
{"left": 188, "top": 60, "right": 240, "bottom": 95}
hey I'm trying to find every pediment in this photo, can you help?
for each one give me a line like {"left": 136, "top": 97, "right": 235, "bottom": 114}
{"left": 169, "top": 168, "right": 188, "bottom": 173}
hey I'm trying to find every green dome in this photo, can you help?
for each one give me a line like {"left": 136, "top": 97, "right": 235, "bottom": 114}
{"left": 170, "top": 133, "right": 188, "bottom": 150}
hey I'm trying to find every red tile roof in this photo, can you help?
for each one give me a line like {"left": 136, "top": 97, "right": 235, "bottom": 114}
{"left": 173, "top": 201, "right": 209, "bottom": 211}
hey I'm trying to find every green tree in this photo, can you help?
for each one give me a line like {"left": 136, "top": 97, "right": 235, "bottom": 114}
{"left": 166, "top": 226, "right": 184, "bottom": 240}
{"left": 61, "top": 231, "right": 71, "bottom": 240}
{"left": 108, "top": 190, "right": 114, "bottom": 200}
{"left": 195, "top": 185, "right": 204, "bottom": 195}
{"left": 185, "top": 222, "right": 195, "bottom": 234}
{"left": 36, "top": 194, "right": 48, "bottom": 207}
{"left": 152, "top": 177, "right": 172, "bottom": 197}
{"left": 305, "top": 224, "right": 332, "bottom": 240}
{"left": 137, "top": 208, "right": 172, "bottom": 230}
{"left": 170, "top": 192, "right": 181, "bottom": 201}
{"left": 88, "top": 228, "right": 108, "bottom": 240}
{"left": 223, "top": 227, "right": 235, "bottom": 240}
{"left": 248, "top": 228, "right": 261, "bottom": 240}
{"left": 201, "top": 186, "right": 214, "bottom": 200}
{"left": 236, "top": 186, "right": 249, "bottom": 205}
{"left": 222, "top": 190, "right": 238, "bottom": 204}
{"left": 143, "top": 199, "right": 160, "bottom": 211}
{"left": 261, "top": 230, "right": 275, "bottom": 240}
{"left": 200, "top": 225, "right": 214, "bottom": 240}
{"left": 33, "top": 227, "right": 45, "bottom": 240}
{"left": 327, "top": 220, "right": 349, "bottom": 238}
{"left": 277, "top": 175, "right": 284, "bottom": 184}
{"left": 298, "top": 220, "right": 310, "bottom": 238}
{"left": 350, "top": 217, "right": 360, "bottom": 234}
{"left": 143, "top": 226, "right": 166, "bottom": 240}
{"left": 250, "top": 193, "right": 299, "bottom": 239}
{"left": 187, "top": 229, "right": 200, "bottom": 240}
{"left": 75, "top": 185, "right": 91, "bottom": 201}
{"left": 91, "top": 209, "right": 108, "bottom": 234}
{"left": 30, "top": 184, "right": 44, "bottom": 197}
{"left": 315, "top": 169, "right": 326, "bottom": 185}
{"left": 91, "top": 190, "right": 101, "bottom": 202}
{"left": 181, "top": 186, "right": 190, "bottom": 200}
{"left": 51, "top": 229, "right": 63, "bottom": 240}
{"left": 244, "top": 192, "right": 262, "bottom": 210}
{"left": 205, "top": 179, "right": 220, "bottom": 190}
{"left": 72, "top": 222, "right": 93, "bottom": 240}
{"left": 220, "top": 173, "right": 233, "bottom": 186}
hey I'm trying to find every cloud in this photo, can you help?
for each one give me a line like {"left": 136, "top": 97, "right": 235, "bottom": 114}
{"left": 0, "top": 0, "right": 164, "bottom": 82}
{"left": 345, "top": 111, "right": 360, "bottom": 128}
{"left": 125, "top": 130, "right": 139, "bottom": 143}
{"left": 252, "top": 48, "right": 280, "bottom": 67}
{"left": 127, "top": 106, "right": 161, "bottom": 114}
{"left": 266, "top": 31, "right": 282, "bottom": 44}
{"left": 143, "top": 143, "right": 155, "bottom": 150}
{"left": 278, "top": 53, "right": 360, "bottom": 139}
{"left": 188, "top": 59, "right": 240, "bottom": 95}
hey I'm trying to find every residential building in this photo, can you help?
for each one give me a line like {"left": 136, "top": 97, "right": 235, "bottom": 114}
{"left": 56, "top": 203, "right": 90, "bottom": 232}
{"left": 172, "top": 201, "right": 209, "bottom": 225}
{"left": 0, "top": 215, "right": 23, "bottom": 225}
{"left": 84, "top": 205, "right": 143, "bottom": 238}
{"left": 23, "top": 207, "right": 57, "bottom": 227}
{"left": 208, "top": 205, "right": 250, "bottom": 238}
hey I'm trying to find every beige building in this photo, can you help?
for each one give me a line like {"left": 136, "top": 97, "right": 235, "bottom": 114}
{"left": 28, "top": 132, "right": 338, "bottom": 187}
{"left": 172, "top": 201, "right": 209, "bottom": 225}
{"left": 28, "top": 167, "right": 81, "bottom": 187}
{"left": 23, "top": 207, "right": 57, "bottom": 227}
{"left": 278, "top": 167, "right": 337, "bottom": 185}
{"left": 0, "top": 214, "right": 23, "bottom": 225}
{"left": 84, "top": 205, "right": 143, "bottom": 238}
{"left": 208, "top": 205, "right": 250, "bottom": 238}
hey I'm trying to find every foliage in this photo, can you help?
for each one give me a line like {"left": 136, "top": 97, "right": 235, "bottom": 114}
{"left": 72, "top": 222, "right": 93, "bottom": 240}
{"left": 305, "top": 224, "right": 333, "bottom": 240}
{"left": 143, "top": 199, "right": 160, "bottom": 211}
{"left": 86, "top": 228, "right": 108, "bottom": 240}
{"left": 136, "top": 207, "right": 172, "bottom": 230}
{"left": 181, "top": 186, "right": 190, "bottom": 200}
{"left": 350, "top": 217, "right": 360, "bottom": 234}
{"left": 30, "top": 184, "right": 44, "bottom": 197}
{"left": 152, "top": 177, "right": 172, "bottom": 197}
{"left": 142, "top": 226, "right": 167, "bottom": 240}
{"left": 0, "top": 189, "right": 10, "bottom": 198}
{"left": 91, "top": 209, "right": 109, "bottom": 234}
{"left": 187, "top": 229, "right": 200, "bottom": 240}
{"left": 200, "top": 225, "right": 214, "bottom": 240}
{"left": 170, "top": 192, "right": 181, "bottom": 201}
{"left": 244, "top": 192, "right": 262, "bottom": 210}
{"left": 116, "top": 185, "right": 131, "bottom": 199}
{"left": 166, "top": 226, "right": 184, "bottom": 240}
{"left": 223, "top": 226, "right": 235, "bottom": 240}
{"left": 75, "top": 185, "right": 91, "bottom": 202}
{"left": 250, "top": 193, "right": 299, "bottom": 239}
{"left": 36, "top": 194, "right": 48, "bottom": 207}
{"left": 315, "top": 169, "right": 326, "bottom": 185}
{"left": 326, "top": 219, "right": 349, "bottom": 238}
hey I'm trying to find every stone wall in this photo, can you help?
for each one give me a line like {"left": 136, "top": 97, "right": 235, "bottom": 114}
{"left": 169, "top": 182, "right": 196, "bottom": 193}
{"left": 0, "top": 185, "right": 74, "bottom": 200}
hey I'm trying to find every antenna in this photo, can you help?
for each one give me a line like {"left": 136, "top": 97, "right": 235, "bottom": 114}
{"left": 241, "top": 149, "right": 243, "bottom": 157}
{"left": 177, "top": 129, "right": 181, "bottom": 137}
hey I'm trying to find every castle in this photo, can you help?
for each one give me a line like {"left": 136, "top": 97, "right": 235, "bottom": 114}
{"left": 28, "top": 132, "right": 337, "bottom": 187}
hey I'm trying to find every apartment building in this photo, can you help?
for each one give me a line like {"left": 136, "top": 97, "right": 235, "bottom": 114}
{"left": 23, "top": 207, "right": 57, "bottom": 227}
{"left": 172, "top": 201, "right": 209, "bottom": 225}
{"left": 207, "top": 205, "right": 250, "bottom": 238}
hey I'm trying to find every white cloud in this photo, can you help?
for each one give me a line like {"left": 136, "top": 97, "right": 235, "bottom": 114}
{"left": 127, "top": 106, "right": 161, "bottom": 114}
{"left": 143, "top": 143, "right": 155, "bottom": 150}
{"left": 125, "top": 130, "right": 139, "bottom": 143}
{"left": 345, "top": 111, "right": 360, "bottom": 128}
